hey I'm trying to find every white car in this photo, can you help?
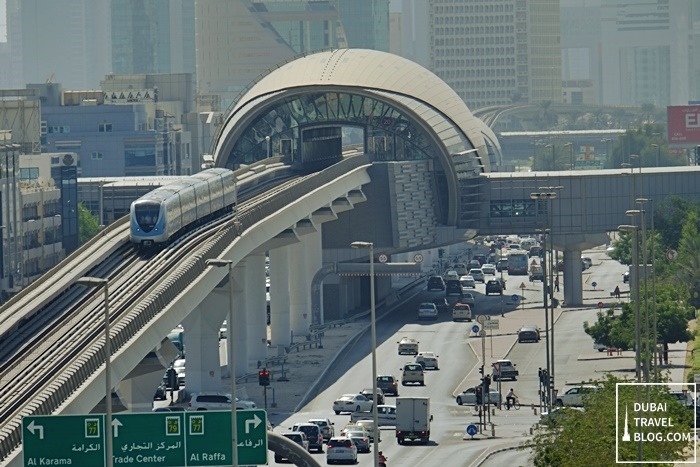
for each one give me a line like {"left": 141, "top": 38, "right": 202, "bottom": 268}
{"left": 353, "top": 419, "right": 381, "bottom": 441}
{"left": 444, "top": 270, "right": 460, "bottom": 281}
{"left": 555, "top": 385, "right": 599, "bottom": 407}
{"left": 326, "top": 437, "right": 357, "bottom": 464}
{"left": 456, "top": 387, "right": 501, "bottom": 406}
{"left": 350, "top": 404, "right": 397, "bottom": 426}
{"left": 459, "top": 292, "right": 476, "bottom": 306}
{"left": 469, "top": 268, "right": 485, "bottom": 282}
{"left": 172, "top": 358, "right": 186, "bottom": 387}
{"left": 415, "top": 351, "right": 439, "bottom": 370}
{"left": 333, "top": 393, "right": 374, "bottom": 414}
{"left": 188, "top": 392, "right": 256, "bottom": 410}
{"left": 418, "top": 302, "right": 438, "bottom": 320}
{"left": 481, "top": 264, "right": 496, "bottom": 275}
{"left": 459, "top": 275, "right": 476, "bottom": 290}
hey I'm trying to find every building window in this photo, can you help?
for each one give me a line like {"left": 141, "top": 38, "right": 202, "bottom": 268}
{"left": 99, "top": 123, "right": 113, "bottom": 132}
{"left": 19, "top": 167, "right": 40, "bottom": 181}
{"left": 91, "top": 152, "right": 103, "bottom": 160}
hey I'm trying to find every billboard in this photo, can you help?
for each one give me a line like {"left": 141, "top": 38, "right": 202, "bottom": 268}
{"left": 667, "top": 106, "right": 700, "bottom": 143}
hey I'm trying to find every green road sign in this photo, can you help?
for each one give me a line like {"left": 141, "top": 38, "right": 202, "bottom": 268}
{"left": 186, "top": 410, "right": 267, "bottom": 466}
{"left": 112, "top": 413, "right": 185, "bottom": 466}
{"left": 23, "top": 414, "right": 105, "bottom": 466}
{"left": 23, "top": 410, "right": 268, "bottom": 466}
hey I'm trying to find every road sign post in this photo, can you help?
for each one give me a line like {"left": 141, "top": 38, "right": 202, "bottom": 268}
{"left": 23, "top": 410, "right": 268, "bottom": 467}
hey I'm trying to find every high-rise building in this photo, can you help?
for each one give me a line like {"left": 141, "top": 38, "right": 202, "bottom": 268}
{"left": 560, "top": 0, "right": 694, "bottom": 106}
{"left": 196, "top": 0, "right": 348, "bottom": 109}
{"left": 195, "top": 0, "right": 393, "bottom": 110}
{"left": 337, "top": 0, "right": 390, "bottom": 52}
{"left": 7, "top": 0, "right": 111, "bottom": 90}
{"left": 395, "top": 0, "right": 430, "bottom": 69}
{"left": 429, "top": 0, "right": 561, "bottom": 109}
{"left": 598, "top": 0, "right": 691, "bottom": 107}
{"left": 111, "top": 0, "right": 195, "bottom": 77}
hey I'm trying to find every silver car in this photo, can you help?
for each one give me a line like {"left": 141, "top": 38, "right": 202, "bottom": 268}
{"left": 308, "top": 417, "right": 335, "bottom": 441}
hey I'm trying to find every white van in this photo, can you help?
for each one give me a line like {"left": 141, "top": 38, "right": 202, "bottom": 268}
{"left": 400, "top": 363, "right": 425, "bottom": 386}
{"left": 397, "top": 337, "right": 419, "bottom": 355}
{"left": 452, "top": 303, "right": 472, "bottom": 322}
{"left": 189, "top": 392, "right": 257, "bottom": 410}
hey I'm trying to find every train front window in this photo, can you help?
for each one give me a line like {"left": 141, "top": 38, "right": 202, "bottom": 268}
{"left": 135, "top": 204, "right": 160, "bottom": 232}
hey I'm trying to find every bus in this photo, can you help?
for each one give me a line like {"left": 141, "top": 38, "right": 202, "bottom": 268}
{"left": 507, "top": 251, "right": 529, "bottom": 275}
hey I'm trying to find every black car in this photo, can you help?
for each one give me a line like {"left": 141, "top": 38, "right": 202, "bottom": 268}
{"left": 376, "top": 375, "right": 399, "bottom": 396}
{"left": 292, "top": 423, "right": 324, "bottom": 453}
{"left": 474, "top": 254, "right": 487, "bottom": 265}
{"left": 485, "top": 279, "right": 503, "bottom": 296}
{"left": 445, "top": 280, "right": 462, "bottom": 297}
{"left": 432, "top": 297, "right": 450, "bottom": 312}
{"left": 360, "top": 387, "right": 385, "bottom": 405}
{"left": 427, "top": 275, "right": 446, "bottom": 291}
{"left": 496, "top": 259, "right": 509, "bottom": 272}
{"left": 153, "top": 383, "right": 167, "bottom": 401}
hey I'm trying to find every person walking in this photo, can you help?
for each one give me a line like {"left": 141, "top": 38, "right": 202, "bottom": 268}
{"left": 554, "top": 276, "right": 560, "bottom": 292}
{"left": 614, "top": 285, "right": 621, "bottom": 300}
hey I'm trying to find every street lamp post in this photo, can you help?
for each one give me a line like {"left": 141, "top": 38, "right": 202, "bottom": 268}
{"left": 76, "top": 277, "right": 112, "bottom": 467}
{"left": 564, "top": 142, "right": 574, "bottom": 170}
{"left": 651, "top": 144, "right": 660, "bottom": 167}
{"left": 545, "top": 144, "right": 555, "bottom": 170}
{"left": 265, "top": 136, "right": 271, "bottom": 159}
{"left": 531, "top": 189, "right": 560, "bottom": 412}
{"left": 537, "top": 185, "right": 563, "bottom": 398}
{"left": 205, "top": 259, "right": 237, "bottom": 467}
{"left": 635, "top": 199, "right": 651, "bottom": 382}
{"left": 618, "top": 222, "right": 643, "bottom": 462}
{"left": 619, "top": 223, "right": 641, "bottom": 382}
{"left": 350, "top": 241, "right": 379, "bottom": 467}
{"left": 650, "top": 199, "right": 658, "bottom": 382}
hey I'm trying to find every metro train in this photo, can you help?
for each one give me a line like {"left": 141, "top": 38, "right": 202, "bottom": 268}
{"left": 129, "top": 168, "right": 237, "bottom": 246}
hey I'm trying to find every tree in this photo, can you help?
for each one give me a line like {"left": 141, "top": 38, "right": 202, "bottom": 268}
{"left": 654, "top": 196, "right": 700, "bottom": 251}
{"left": 526, "top": 375, "right": 694, "bottom": 466}
{"left": 584, "top": 284, "right": 692, "bottom": 354}
{"left": 78, "top": 203, "right": 101, "bottom": 244}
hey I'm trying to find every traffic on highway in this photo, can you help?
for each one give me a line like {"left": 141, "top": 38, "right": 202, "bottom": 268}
{"left": 256, "top": 237, "right": 633, "bottom": 465}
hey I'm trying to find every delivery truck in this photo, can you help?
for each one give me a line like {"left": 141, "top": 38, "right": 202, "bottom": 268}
{"left": 395, "top": 397, "right": 431, "bottom": 444}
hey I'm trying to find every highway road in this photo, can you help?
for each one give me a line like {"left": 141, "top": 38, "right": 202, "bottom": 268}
{"left": 269, "top": 246, "right": 631, "bottom": 466}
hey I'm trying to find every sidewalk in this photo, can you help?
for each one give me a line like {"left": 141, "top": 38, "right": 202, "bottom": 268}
{"left": 226, "top": 320, "right": 367, "bottom": 426}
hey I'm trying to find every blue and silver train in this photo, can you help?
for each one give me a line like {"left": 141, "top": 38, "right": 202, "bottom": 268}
{"left": 129, "top": 168, "right": 237, "bottom": 246}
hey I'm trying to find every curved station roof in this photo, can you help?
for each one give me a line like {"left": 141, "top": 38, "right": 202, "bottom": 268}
{"left": 212, "top": 48, "right": 497, "bottom": 226}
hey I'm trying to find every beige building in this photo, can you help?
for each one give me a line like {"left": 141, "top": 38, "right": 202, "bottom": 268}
{"left": 19, "top": 153, "right": 64, "bottom": 284}
{"left": 429, "top": 0, "right": 561, "bottom": 109}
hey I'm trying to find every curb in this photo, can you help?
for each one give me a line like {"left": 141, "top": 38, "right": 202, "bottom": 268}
{"left": 474, "top": 441, "right": 534, "bottom": 467}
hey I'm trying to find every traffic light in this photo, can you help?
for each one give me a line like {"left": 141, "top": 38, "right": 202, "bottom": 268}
{"left": 695, "top": 146, "right": 700, "bottom": 165}
{"left": 438, "top": 248, "right": 445, "bottom": 258}
{"left": 166, "top": 368, "right": 177, "bottom": 389}
{"left": 479, "top": 365, "right": 484, "bottom": 376}
{"left": 484, "top": 375, "right": 491, "bottom": 392}
{"left": 258, "top": 368, "right": 270, "bottom": 386}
